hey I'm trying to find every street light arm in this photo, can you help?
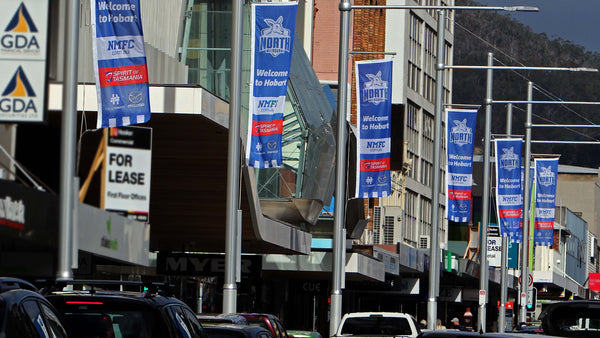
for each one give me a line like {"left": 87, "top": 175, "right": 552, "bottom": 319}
{"left": 505, "top": 6, "right": 539, "bottom": 12}
{"left": 349, "top": 5, "right": 539, "bottom": 12}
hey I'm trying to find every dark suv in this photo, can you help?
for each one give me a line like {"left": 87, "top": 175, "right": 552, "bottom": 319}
{"left": 0, "top": 277, "right": 68, "bottom": 337}
{"left": 238, "top": 313, "right": 289, "bottom": 338}
{"left": 40, "top": 279, "right": 207, "bottom": 338}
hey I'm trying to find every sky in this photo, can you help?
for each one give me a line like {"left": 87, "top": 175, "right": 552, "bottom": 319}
{"left": 473, "top": 0, "right": 600, "bottom": 53}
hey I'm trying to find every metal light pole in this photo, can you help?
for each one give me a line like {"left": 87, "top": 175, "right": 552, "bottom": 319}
{"left": 427, "top": 9, "right": 445, "bottom": 331}
{"left": 330, "top": 1, "right": 351, "bottom": 336}
{"left": 520, "top": 81, "right": 534, "bottom": 324}
{"left": 223, "top": 0, "right": 244, "bottom": 313}
{"left": 57, "top": 0, "right": 80, "bottom": 280}
{"left": 498, "top": 103, "right": 513, "bottom": 333}
{"left": 477, "top": 52, "right": 494, "bottom": 333}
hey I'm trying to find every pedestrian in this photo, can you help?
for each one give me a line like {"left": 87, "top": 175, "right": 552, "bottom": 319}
{"left": 436, "top": 319, "right": 446, "bottom": 330}
{"left": 419, "top": 319, "right": 427, "bottom": 329}
{"left": 450, "top": 317, "right": 464, "bottom": 331}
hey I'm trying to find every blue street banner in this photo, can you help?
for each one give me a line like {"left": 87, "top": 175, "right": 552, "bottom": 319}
{"left": 494, "top": 138, "right": 523, "bottom": 241}
{"left": 246, "top": 2, "right": 297, "bottom": 168}
{"left": 533, "top": 158, "right": 558, "bottom": 246}
{"left": 445, "top": 108, "right": 477, "bottom": 222}
{"left": 91, "top": 0, "right": 151, "bottom": 128}
{"left": 354, "top": 59, "right": 393, "bottom": 198}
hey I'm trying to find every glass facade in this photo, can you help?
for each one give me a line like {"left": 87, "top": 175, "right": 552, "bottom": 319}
{"left": 180, "top": 0, "right": 334, "bottom": 210}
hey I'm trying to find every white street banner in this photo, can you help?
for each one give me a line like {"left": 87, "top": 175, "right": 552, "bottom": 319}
{"left": 91, "top": 0, "right": 151, "bottom": 128}
{"left": 104, "top": 126, "right": 152, "bottom": 222}
{"left": 355, "top": 59, "right": 393, "bottom": 198}
{"left": 246, "top": 2, "right": 297, "bottom": 168}
{"left": 0, "top": 0, "right": 48, "bottom": 123}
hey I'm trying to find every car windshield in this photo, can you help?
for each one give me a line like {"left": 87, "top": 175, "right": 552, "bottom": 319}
{"left": 340, "top": 317, "right": 412, "bottom": 336}
{"left": 61, "top": 310, "right": 166, "bottom": 338}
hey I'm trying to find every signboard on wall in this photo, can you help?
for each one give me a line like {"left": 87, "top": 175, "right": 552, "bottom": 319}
{"left": 0, "top": 0, "right": 48, "bottom": 123}
{"left": 103, "top": 126, "right": 152, "bottom": 221}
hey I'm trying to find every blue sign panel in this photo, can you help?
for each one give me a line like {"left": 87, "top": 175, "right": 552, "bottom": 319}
{"left": 91, "top": 0, "right": 151, "bottom": 128}
{"left": 494, "top": 138, "right": 523, "bottom": 242}
{"left": 534, "top": 158, "right": 558, "bottom": 246}
{"left": 355, "top": 59, "right": 393, "bottom": 198}
{"left": 246, "top": 2, "right": 297, "bottom": 168}
{"left": 445, "top": 109, "right": 477, "bottom": 222}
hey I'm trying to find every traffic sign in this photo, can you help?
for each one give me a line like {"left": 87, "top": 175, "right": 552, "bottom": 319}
{"left": 518, "top": 274, "right": 533, "bottom": 287}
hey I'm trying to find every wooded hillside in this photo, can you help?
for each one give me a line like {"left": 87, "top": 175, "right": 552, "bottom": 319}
{"left": 454, "top": 0, "right": 600, "bottom": 168}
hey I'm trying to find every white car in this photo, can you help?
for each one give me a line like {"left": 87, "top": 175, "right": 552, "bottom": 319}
{"left": 334, "top": 312, "right": 420, "bottom": 338}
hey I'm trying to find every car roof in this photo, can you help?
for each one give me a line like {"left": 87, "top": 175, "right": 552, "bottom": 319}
{"left": 342, "top": 312, "right": 415, "bottom": 318}
{"left": 0, "top": 277, "right": 38, "bottom": 293}
{"left": 203, "top": 323, "right": 274, "bottom": 334}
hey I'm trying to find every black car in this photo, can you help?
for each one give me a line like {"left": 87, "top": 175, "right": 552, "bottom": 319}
{"left": 197, "top": 313, "right": 249, "bottom": 325}
{"left": 41, "top": 279, "right": 207, "bottom": 338}
{"left": 539, "top": 300, "right": 600, "bottom": 337}
{"left": 203, "top": 323, "right": 275, "bottom": 338}
{"left": 0, "top": 277, "right": 68, "bottom": 337}
{"left": 238, "top": 313, "right": 289, "bottom": 338}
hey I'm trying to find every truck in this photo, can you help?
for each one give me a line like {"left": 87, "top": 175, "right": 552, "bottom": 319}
{"left": 334, "top": 312, "right": 421, "bottom": 338}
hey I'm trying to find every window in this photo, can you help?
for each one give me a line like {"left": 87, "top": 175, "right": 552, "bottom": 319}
{"left": 408, "top": 13, "right": 422, "bottom": 93}
{"left": 383, "top": 215, "right": 395, "bottom": 244}
{"left": 181, "top": 1, "right": 233, "bottom": 101}
{"left": 40, "top": 303, "right": 68, "bottom": 338}
{"left": 373, "top": 206, "right": 382, "bottom": 244}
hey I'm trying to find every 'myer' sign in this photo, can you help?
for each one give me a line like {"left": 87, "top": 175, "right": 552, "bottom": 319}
{"left": 104, "top": 126, "right": 152, "bottom": 222}
{"left": 156, "top": 252, "right": 262, "bottom": 278}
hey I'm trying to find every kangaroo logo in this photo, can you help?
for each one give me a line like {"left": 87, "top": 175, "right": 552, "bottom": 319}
{"left": 5, "top": 3, "right": 38, "bottom": 33}
{"left": 450, "top": 119, "right": 472, "bottom": 146}
{"left": 2, "top": 66, "right": 36, "bottom": 97}
{"left": 499, "top": 146, "right": 519, "bottom": 171}
{"left": 538, "top": 165, "right": 555, "bottom": 187}
{"left": 362, "top": 71, "right": 388, "bottom": 105}
{"left": 259, "top": 16, "right": 291, "bottom": 57}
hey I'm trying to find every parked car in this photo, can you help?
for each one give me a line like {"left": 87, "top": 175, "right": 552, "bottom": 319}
{"left": 197, "top": 313, "right": 249, "bottom": 325}
{"left": 203, "top": 323, "right": 274, "bottom": 338}
{"left": 334, "top": 312, "right": 421, "bottom": 338}
{"left": 287, "top": 330, "right": 322, "bottom": 338}
{"left": 238, "top": 313, "right": 289, "bottom": 338}
{"left": 40, "top": 279, "right": 207, "bottom": 338}
{"left": 0, "top": 277, "right": 68, "bottom": 337}
{"left": 418, "top": 331, "right": 559, "bottom": 338}
{"left": 538, "top": 300, "right": 600, "bottom": 337}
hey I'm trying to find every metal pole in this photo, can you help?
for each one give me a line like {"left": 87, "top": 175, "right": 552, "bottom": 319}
{"left": 223, "top": 0, "right": 243, "bottom": 314}
{"left": 427, "top": 9, "right": 445, "bottom": 331}
{"left": 478, "top": 52, "right": 493, "bottom": 333}
{"left": 498, "top": 103, "right": 513, "bottom": 333}
{"left": 331, "top": 1, "right": 351, "bottom": 336}
{"left": 57, "top": 0, "right": 80, "bottom": 280}
{"left": 519, "top": 82, "right": 533, "bottom": 323}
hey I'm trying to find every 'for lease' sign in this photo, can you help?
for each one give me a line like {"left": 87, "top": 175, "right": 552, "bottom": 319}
{"left": 103, "top": 126, "right": 152, "bottom": 221}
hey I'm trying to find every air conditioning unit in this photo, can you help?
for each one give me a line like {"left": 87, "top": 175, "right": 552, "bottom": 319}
{"left": 419, "top": 235, "right": 430, "bottom": 249}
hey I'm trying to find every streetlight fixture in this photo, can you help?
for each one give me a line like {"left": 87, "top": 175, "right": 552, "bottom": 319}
{"left": 333, "top": 2, "right": 539, "bottom": 334}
